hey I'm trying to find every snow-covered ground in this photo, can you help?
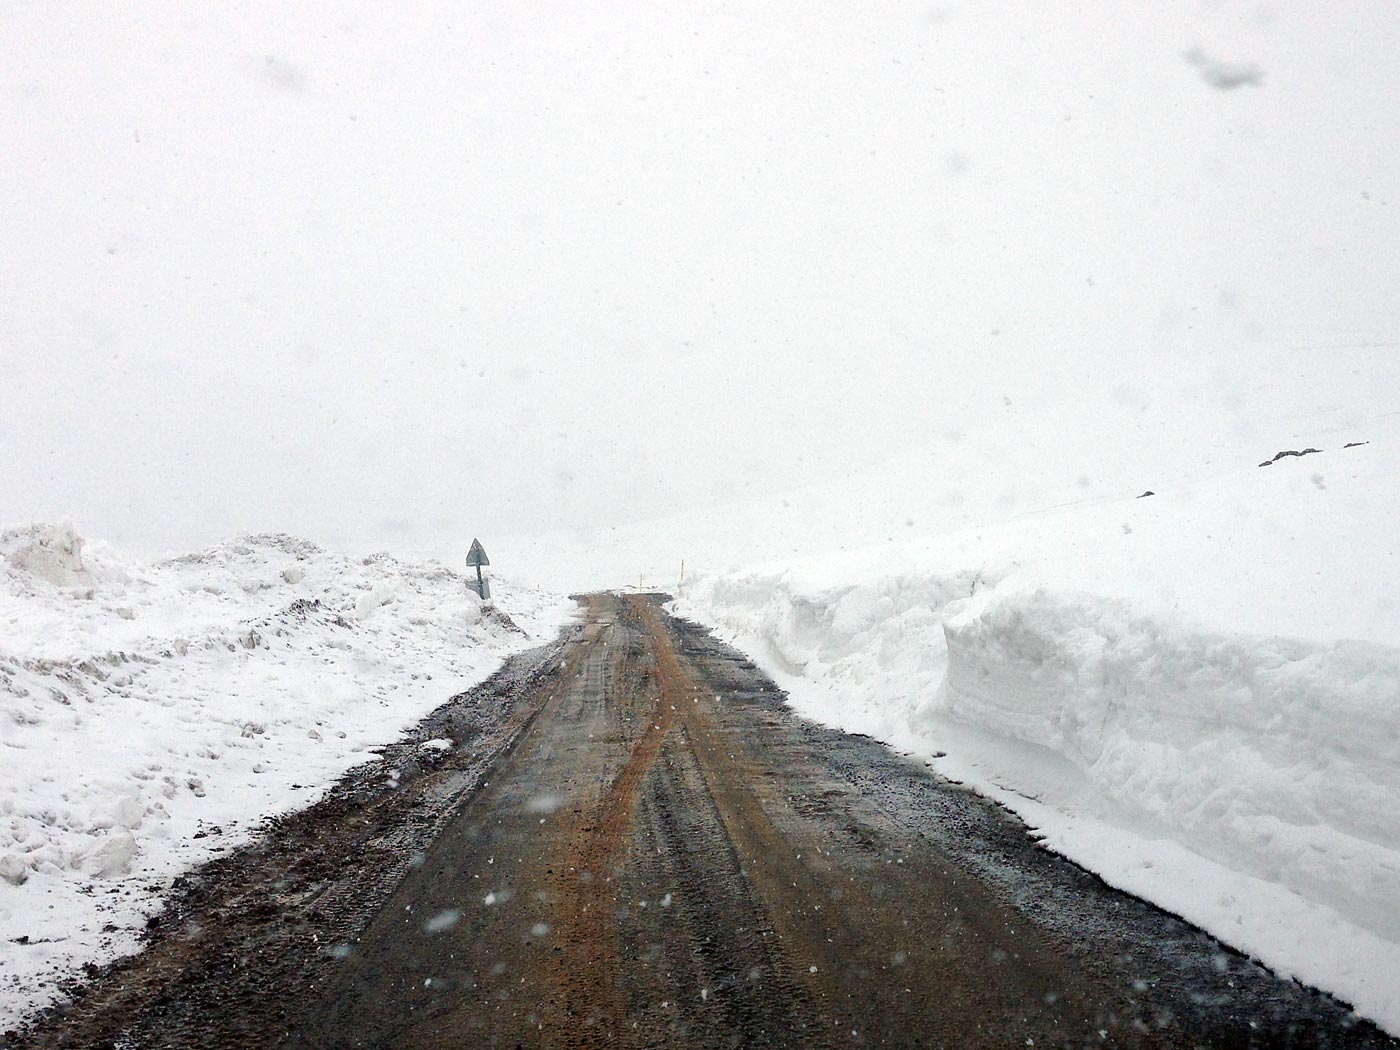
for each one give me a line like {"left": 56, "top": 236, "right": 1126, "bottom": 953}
{"left": 673, "top": 415, "right": 1400, "bottom": 1034}
{"left": 0, "top": 524, "right": 575, "bottom": 1029}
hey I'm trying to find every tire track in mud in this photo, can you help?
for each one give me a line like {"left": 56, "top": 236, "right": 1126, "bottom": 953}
{"left": 544, "top": 596, "right": 816, "bottom": 1047}
{"left": 598, "top": 598, "right": 829, "bottom": 1049}
{"left": 547, "top": 597, "right": 678, "bottom": 1045}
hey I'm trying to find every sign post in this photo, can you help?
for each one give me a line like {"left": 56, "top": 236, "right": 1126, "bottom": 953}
{"left": 465, "top": 538, "right": 491, "bottom": 601}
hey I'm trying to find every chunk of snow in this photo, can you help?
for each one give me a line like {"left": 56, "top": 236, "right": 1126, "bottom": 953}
{"left": 0, "top": 854, "right": 29, "bottom": 886}
{"left": 1, "top": 522, "right": 93, "bottom": 588}
{"left": 90, "top": 796, "right": 147, "bottom": 832}
{"left": 354, "top": 581, "right": 398, "bottom": 619}
{"left": 82, "top": 830, "right": 138, "bottom": 878}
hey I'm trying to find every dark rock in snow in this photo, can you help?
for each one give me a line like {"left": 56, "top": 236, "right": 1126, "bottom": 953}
{"left": 1259, "top": 448, "right": 1323, "bottom": 467}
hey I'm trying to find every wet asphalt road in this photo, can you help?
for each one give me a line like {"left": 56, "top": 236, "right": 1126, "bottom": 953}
{"left": 8, "top": 594, "right": 1394, "bottom": 1048}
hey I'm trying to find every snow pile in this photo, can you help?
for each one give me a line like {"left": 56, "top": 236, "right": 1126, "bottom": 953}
{"left": 673, "top": 432, "right": 1400, "bottom": 1033}
{"left": 1, "top": 523, "right": 97, "bottom": 590}
{"left": 940, "top": 585, "right": 1400, "bottom": 941}
{"left": 677, "top": 568, "right": 977, "bottom": 751}
{"left": 0, "top": 527, "right": 574, "bottom": 1028}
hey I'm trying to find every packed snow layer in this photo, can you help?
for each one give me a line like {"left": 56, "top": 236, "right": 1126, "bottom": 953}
{"left": 0, "top": 525, "right": 575, "bottom": 1029}
{"left": 940, "top": 585, "right": 1400, "bottom": 933}
{"left": 672, "top": 436, "right": 1400, "bottom": 1034}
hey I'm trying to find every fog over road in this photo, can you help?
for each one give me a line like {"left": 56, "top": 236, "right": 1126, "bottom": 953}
{"left": 9, "top": 596, "right": 1392, "bottom": 1048}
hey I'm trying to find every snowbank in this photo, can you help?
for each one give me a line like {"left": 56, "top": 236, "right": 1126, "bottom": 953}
{"left": 0, "top": 525, "right": 575, "bottom": 1029}
{"left": 675, "top": 569, "right": 972, "bottom": 751}
{"left": 940, "top": 585, "right": 1400, "bottom": 941}
{"left": 0, "top": 523, "right": 96, "bottom": 589}
{"left": 672, "top": 435, "right": 1400, "bottom": 1034}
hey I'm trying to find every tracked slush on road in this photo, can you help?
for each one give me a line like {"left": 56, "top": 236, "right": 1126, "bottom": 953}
{"left": 7, "top": 594, "right": 1395, "bottom": 1049}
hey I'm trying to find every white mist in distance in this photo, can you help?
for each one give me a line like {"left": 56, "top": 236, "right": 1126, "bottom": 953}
{"left": 3, "top": 2, "right": 1398, "bottom": 589}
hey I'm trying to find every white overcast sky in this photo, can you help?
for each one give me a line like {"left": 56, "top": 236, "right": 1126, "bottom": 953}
{"left": 3, "top": 2, "right": 1398, "bottom": 567}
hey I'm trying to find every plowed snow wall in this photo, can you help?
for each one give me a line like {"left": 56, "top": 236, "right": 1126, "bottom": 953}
{"left": 939, "top": 587, "right": 1400, "bottom": 940}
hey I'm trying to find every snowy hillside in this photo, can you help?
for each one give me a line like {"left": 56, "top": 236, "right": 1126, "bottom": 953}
{"left": 500, "top": 341, "right": 1400, "bottom": 601}
{"left": 0, "top": 525, "right": 574, "bottom": 1029}
{"left": 673, "top": 418, "right": 1400, "bottom": 1033}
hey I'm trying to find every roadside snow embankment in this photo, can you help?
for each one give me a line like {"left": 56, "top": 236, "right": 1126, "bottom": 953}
{"left": 675, "top": 569, "right": 976, "bottom": 752}
{"left": 939, "top": 586, "right": 1400, "bottom": 939}
{"left": 0, "top": 524, "right": 574, "bottom": 1028}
